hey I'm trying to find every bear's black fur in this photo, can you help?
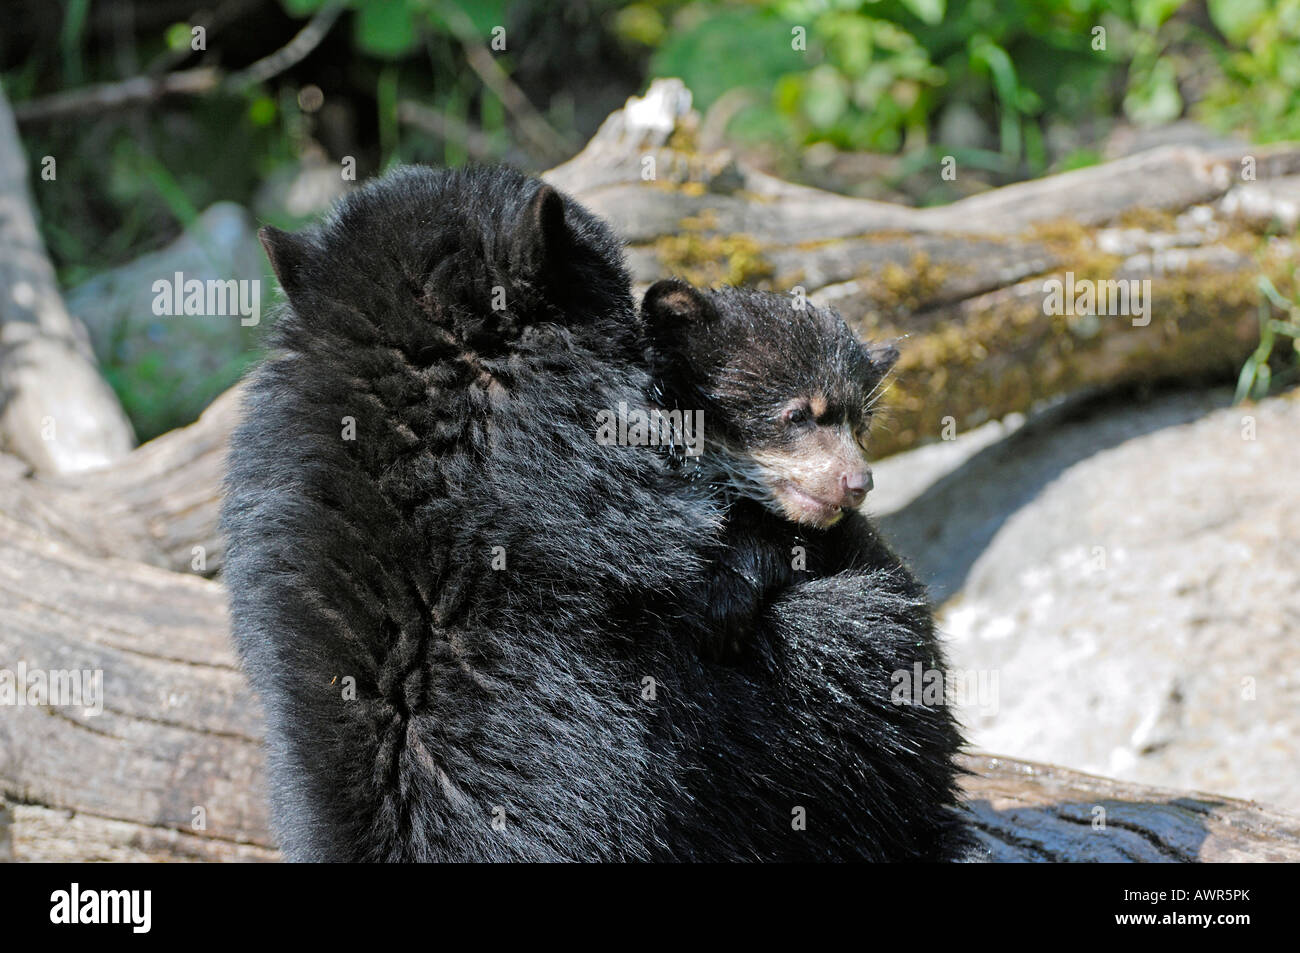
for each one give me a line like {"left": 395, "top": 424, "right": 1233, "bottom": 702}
{"left": 643, "top": 281, "right": 974, "bottom": 859}
{"left": 643, "top": 281, "right": 911, "bottom": 633}
{"left": 223, "top": 164, "right": 972, "bottom": 861}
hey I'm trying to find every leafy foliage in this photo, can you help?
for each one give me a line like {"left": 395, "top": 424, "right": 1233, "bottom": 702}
{"left": 643, "top": 0, "right": 1300, "bottom": 170}
{"left": 1237, "top": 275, "right": 1300, "bottom": 403}
{"left": 1201, "top": 0, "right": 1300, "bottom": 142}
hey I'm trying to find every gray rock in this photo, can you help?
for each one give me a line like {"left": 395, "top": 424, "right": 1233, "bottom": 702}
{"left": 1219, "top": 173, "right": 1300, "bottom": 232}
{"left": 873, "top": 390, "right": 1300, "bottom": 813}
{"left": 873, "top": 389, "right": 1233, "bottom": 600}
{"left": 65, "top": 203, "right": 267, "bottom": 440}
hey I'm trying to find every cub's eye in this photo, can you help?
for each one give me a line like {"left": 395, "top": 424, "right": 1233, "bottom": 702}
{"left": 782, "top": 404, "right": 812, "bottom": 427}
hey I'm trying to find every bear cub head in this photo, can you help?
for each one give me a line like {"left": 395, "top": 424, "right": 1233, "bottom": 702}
{"left": 642, "top": 280, "right": 897, "bottom": 528}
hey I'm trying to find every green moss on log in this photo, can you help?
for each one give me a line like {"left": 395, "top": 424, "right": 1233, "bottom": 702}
{"left": 654, "top": 210, "right": 775, "bottom": 287}
{"left": 867, "top": 226, "right": 1290, "bottom": 457}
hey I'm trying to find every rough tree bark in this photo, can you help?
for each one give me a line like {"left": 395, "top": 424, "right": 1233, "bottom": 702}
{"left": 2, "top": 80, "right": 1299, "bottom": 861}
{"left": 0, "top": 87, "right": 136, "bottom": 474}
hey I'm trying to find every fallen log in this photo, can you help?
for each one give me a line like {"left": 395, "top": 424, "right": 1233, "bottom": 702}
{"left": 0, "top": 387, "right": 238, "bottom": 575}
{"left": 0, "top": 87, "right": 135, "bottom": 474}
{"left": 960, "top": 755, "right": 1300, "bottom": 863}
{"left": 0, "top": 508, "right": 269, "bottom": 861}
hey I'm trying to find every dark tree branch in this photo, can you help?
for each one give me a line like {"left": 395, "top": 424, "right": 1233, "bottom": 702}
{"left": 13, "top": 2, "right": 345, "bottom": 125}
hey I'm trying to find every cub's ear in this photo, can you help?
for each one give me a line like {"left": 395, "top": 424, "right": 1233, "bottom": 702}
{"left": 867, "top": 341, "right": 900, "bottom": 375}
{"left": 641, "top": 279, "right": 717, "bottom": 342}
{"left": 259, "top": 225, "right": 313, "bottom": 301}
{"left": 511, "top": 184, "right": 568, "bottom": 276}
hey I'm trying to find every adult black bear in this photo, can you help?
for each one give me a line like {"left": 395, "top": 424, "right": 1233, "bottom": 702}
{"left": 223, "top": 165, "right": 971, "bottom": 861}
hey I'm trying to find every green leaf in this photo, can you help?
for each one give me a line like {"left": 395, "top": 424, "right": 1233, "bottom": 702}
{"left": 969, "top": 37, "right": 1022, "bottom": 157}
{"left": 355, "top": 0, "right": 421, "bottom": 59}
{"left": 248, "top": 95, "right": 277, "bottom": 127}
{"left": 164, "top": 22, "right": 193, "bottom": 52}
{"left": 1253, "top": 361, "right": 1272, "bottom": 398}
{"left": 650, "top": 7, "right": 797, "bottom": 110}
{"left": 1207, "top": 0, "right": 1269, "bottom": 45}
{"left": 899, "top": 0, "right": 945, "bottom": 26}
{"left": 822, "top": 12, "right": 874, "bottom": 78}
{"left": 1124, "top": 59, "right": 1183, "bottom": 126}
{"left": 1234, "top": 354, "right": 1259, "bottom": 404}
{"left": 1134, "top": 0, "right": 1190, "bottom": 31}
{"left": 612, "top": 4, "right": 665, "bottom": 48}
{"left": 803, "top": 65, "right": 848, "bottom": 129}
{"left": 428, "top": 0, "right": 512, "bottom": 36}
{"left": 278, "top": 0, "right": 328, "bottom": 16}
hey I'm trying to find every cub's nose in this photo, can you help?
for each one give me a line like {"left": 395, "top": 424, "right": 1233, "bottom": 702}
{"left": 841, "top": 468, "right": 873, "bottom": 507}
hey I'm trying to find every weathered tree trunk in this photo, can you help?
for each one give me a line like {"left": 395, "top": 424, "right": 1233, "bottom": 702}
{"left": 3, "top": 80, "right": 1299, "bottom": 861}
{"left": 960, "top": 755, "right": 1300, "bottom": 862}
{"left": 0, "top": 86, "right": 136, "bottom": 474}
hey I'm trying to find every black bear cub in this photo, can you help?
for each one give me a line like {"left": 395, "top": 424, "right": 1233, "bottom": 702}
{"left": 644, "top": 281, "right": 901, "bottom": 651}
{"left": 640, "top": 280, "right": 974, "bottom": 860}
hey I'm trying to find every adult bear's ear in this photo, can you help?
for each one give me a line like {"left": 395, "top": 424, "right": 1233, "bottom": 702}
{"left": 641, "top": 279, "right": 717, "bottom": 343}
{"left": 511, "top": 184, "right": 568, "bottom": 277}
{"left": 259, "top": 225, "right": 313, "bottom": 301}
